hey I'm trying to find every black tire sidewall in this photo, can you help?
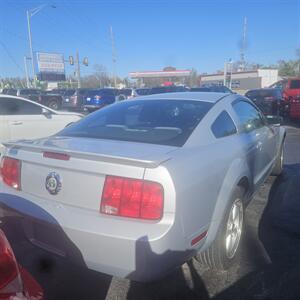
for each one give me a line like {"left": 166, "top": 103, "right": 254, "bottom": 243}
{"left": 48, "top": 100, "right": 59, "bottom": 110}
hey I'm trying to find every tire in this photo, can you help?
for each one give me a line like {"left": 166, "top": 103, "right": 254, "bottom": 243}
{"left": 272, "top": 143, "right": 284, "bottom": 176}
{"left": 117, "top": 94, "right": 127, "bottom": 101}
{"left": 196, "top": 186, "right": 244, "bottom": 270}
{"left": 48, "top": 99, "right": 60, "bottom": 110}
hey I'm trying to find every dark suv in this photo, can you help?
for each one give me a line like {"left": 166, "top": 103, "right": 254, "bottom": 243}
{"left": 245, "top": 88, "right": 285, "bottom": 116}
{"left": 16, "top": 89, "right": 63, "bottom": 110}
{"left": 61, "top": 88, "right": 91, "bottom": 111}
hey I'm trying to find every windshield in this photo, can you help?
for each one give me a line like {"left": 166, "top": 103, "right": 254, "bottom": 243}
{"left": 59, "top": 99, "right": 213, "bottom": 146}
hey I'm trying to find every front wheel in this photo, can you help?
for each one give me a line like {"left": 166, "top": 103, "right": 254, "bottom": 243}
{"left": 196, "top": 187, "right": 244, "bottom": 270}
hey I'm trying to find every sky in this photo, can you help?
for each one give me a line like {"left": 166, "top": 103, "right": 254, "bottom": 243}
{"left": 0, "top": 0, "right": 299, "bottom": 79}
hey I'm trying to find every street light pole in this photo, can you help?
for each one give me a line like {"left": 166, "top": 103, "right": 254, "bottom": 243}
{"left": 26, "top": 10, "right": 35, "bottom": 87}
{"left": 26, "top": 5, "right": 56, "bottom": 88}
{"left": 24, "top": 56, "right": 30, "bottom": 88}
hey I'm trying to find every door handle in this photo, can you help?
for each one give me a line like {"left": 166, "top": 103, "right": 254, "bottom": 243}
{"left": 11, "top": 121, "right": 23, "bottom": 125}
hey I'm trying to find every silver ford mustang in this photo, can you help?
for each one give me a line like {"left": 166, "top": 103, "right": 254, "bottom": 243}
{"left": 0, "top": 92, "right": 285, "bottom": 282}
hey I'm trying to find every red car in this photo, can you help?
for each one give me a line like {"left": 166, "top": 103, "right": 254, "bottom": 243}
{"left": 270, "top": 78, "right": 300, "bottom": 118}
{"left": 0, "top": 229, "right": 43, "bottom": 300}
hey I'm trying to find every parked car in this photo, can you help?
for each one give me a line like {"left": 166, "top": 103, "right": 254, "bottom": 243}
{"left": 61, "top": 88, "right": 90, "bottom": 111}
{"left": 116, "top": 88, "right": 152, "bottom": 101}
{"left": 0, "top": 229, "right": 44, "bottom": 299}
{"left": 135, "top": 88, "right": 151, "bottom": 96}
{"left": 16, "top": 89, "right": 63, "bottom": 110}
{"left": 270, "top": 78, "right": 300, "bottom": 102}
{"left": 190, "top": 85, "right": 234, "bottom": 93}
{"left": 1, "top": 88, "right": 18, "bottom": 95}
{"left": 0, "top": 92, "right": 285, "bottom": 282}
{"left": 270, "top": 78, "right": 300, "bottom": 119}
{"left": 245, "top": 88, "right": 286, "bottom": 117}
{"left": 83, "top": 89, "right": 116, "bottom": 112}
{"left": 116, "top": 88, "right": 135, "bottom": 101}
{"left": 150, "top": 86, "right": 188, "bottom": 94}
{"left": 0, "top": 95, "right": 83, "bottom": 156}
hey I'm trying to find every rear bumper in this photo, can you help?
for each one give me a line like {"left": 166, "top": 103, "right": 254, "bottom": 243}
{"left": 0, "top": 189, "right": 202, "bottom": 282}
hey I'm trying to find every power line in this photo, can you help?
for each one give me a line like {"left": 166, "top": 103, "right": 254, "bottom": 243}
{"left": 0, "top": 41, "right": 24, "bottom": 74}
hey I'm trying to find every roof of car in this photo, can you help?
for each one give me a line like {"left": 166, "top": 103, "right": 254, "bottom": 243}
{"left": 137, "top": 92, "right": 231, "bottom": 103}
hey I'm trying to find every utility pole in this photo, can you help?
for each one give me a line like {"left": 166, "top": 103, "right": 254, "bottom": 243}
{"left": 110, "top": 26, "right": 117, "bottom": 88}
{"left": 223, "top": 62, "right": 227, "bottom": 86}
{"left": 76, "top": 51, "right": 81, "bottom": 88}
{"left": 240, "top": 17, "right": 247, "bottom": 71}
{"left": 24, "top": 56, "right": 30, "bottom": 88}
{"left": 26, "top": 5, "right": 56, "bottom": 88}
{"left": 26, "top": 10, "right": 35, "bottom": 87}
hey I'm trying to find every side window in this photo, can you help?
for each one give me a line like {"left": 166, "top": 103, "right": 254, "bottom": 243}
{"left": 0, "top": 98, "right": 42, "bottom": 115}
{"left": 211, "top": 111, "right": 237, "bottom": 138}
{"left": 290, "top": 80, "right": 300, "bottom": 89}
{"left": 232, "top": 101, "right": 264, "bottom": 133}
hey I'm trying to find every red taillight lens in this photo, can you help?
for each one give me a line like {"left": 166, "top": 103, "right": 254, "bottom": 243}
{"left": 43, "top": 151, "right": 70, "bottom": 161}
{"left": 101, "top": 176, "right": 164, "bottom": 220}
{"left": 0, "top": 157, "right": 21, "bottom": 190}
{"left": 0, "top": 230, "right": 19, "bottom": 290}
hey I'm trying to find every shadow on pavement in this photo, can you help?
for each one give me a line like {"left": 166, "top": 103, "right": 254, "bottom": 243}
{"left": 214, "top": 165, "right": 300, "bottom": 300}
{"left": 126, "top": 236, "right": 209, "bottom": 300}
{"left": 0, "top": 194, "right": 112, "bottom": 300}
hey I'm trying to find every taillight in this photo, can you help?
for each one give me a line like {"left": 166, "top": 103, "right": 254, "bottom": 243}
{"left": 101, "top": 176, "right": 164, "bottom": 220}
{"left": 0, "top": 157, "right": 21, "bottom": 190}
{"left": 43, "top": 151, "right": 70, "bottom": 161}
{"left": 0, "top": 230, "right": 21, "bottom": 292}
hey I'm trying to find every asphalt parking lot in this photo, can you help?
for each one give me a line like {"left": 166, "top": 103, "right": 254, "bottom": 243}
{"left": 2, "top": 124, "right": 300, "bottom": 300}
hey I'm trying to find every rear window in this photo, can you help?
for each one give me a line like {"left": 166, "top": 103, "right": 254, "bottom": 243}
{"left": 19, "top": 89, "right": 40, "bottom": 95}
{"left": 64, "top": 90, "right": 76, "bottom": 96}
{"left": 58, "top": 99, "right": 213, "bottom": 146}
{"left": 290, "top": 80, "right": 300, "bottom": 89}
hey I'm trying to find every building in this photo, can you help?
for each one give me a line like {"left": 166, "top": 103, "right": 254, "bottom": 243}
{"left": 200, "top": 69, "right": 279, "bottom": 90}
{"left": 129, "top": 69, "right": 192, "bottom": 86}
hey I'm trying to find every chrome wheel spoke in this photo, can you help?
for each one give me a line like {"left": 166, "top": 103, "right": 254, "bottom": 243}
{"left": 225, "top": 199, "right": 243, "bottom": 259}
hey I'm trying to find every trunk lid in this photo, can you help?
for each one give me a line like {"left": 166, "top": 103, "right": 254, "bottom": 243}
{"left": 5, "top": 137, "right": 176, "bottom": 211}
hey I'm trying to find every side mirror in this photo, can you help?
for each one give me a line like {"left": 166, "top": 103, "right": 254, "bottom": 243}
{"left": 266, "top": 115, "right": 283, "bottom": 126}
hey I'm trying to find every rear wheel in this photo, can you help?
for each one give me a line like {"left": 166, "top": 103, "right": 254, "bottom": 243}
{"left": 117, "top": 94, "right": 127, "bottom": 101}
{"left": 48, "top": 99, "right": 60, "bottom": 110}
{"left": 272, "top": 143, "right": 284, "bottom": 176}
{"left": 196, "top": 187, "right": 244, "bottom": 270}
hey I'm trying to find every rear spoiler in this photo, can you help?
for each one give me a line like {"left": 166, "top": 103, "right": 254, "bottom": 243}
{"left": 3, "top": 141, "right": 170, "bottom": 169}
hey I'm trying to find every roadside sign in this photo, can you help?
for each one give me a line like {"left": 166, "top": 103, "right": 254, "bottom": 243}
{"left": 36, "top": 52, "right": 66, "bottom": 82}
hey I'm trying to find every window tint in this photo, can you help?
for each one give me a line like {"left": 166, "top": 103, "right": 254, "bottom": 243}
{"left": 211, "top": 111, "right": 237, "bottom": 138}
{"left": 232, "top": 101, "right": 264, "bottom": 133}
{"left": 0, "top": 97, "right": 43, "bottom": 115}
{"left": 245, "top": 91, "right": 258, "bottom": 99}
{"left": 59, "top": 100, "right": 213, "bottom": 146}
{"left": 19, "top": 89, "right": 40, "bottom": 95}
{"left": 290, "top": 80, "right": 300, "bottom": 89}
